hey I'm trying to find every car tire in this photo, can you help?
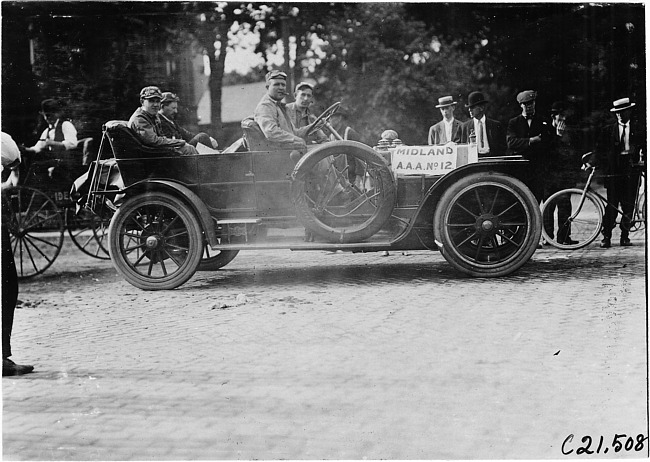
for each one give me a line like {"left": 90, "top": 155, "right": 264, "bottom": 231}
{"left": 108, "top": 192, "right": 203, "bottom": 290}
{"left": 291, "top": 142, "right": 396, "bottom": 243}
{"left": 433, "top": 172, "right": 541, "bottom": 277}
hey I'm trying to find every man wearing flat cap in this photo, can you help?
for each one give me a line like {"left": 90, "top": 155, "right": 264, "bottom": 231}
{"left": 462, "top": 91, "right": 506, "bottom": 157}
{"left": 593, "top": 97, "right": 645, "bottom": 247}
{"left": 253, "top": 70, "right": 308, "bottom": 151}
{"left": 128, "top": 86, "right": 197, "bottom": 156}
{"left": 158, "top": 92, "right": 219, "bottom": 150}
{"left": 506, "top": 90, "right": 554, "bottom": 202}
{"left": 286, "top": 82, "right": 328, "bottom": 145}
{"left": 428, "top": 96, "right": 464, "bottom": 145}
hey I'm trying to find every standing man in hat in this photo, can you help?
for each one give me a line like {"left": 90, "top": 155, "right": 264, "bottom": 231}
{"left": 254, "top": 70, "right": 307, "bottom": 151}
{"left": 428, "top": 96, "right": 464, "bottom": 145}
{"left": 542, "top": 101, "right": 580, "bottom": 245}
{"left": 463, "top": 91, "right": 506, "bottom": 157}
{"left": 158, "top": 92, "right": 219, "bottom": 149}
{"left": 593, "top": 97, "right": 645, "bottom": 247}
{"left": 286, "top": 82, "right": 328, "bottom": 145}
{"left": 128, "top": 86, "right": 197, "bottom": 156}
{"left": 506, "top": 90, "right": 554, "bottom": 202}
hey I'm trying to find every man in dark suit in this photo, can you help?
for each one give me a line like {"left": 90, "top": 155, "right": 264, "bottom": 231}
{"left": 593, "top": 97, "right": 644, "bottom": 248}
{"left": 506, "top": 90, "right": 554, "bottom": 203}
{"left": 462, "top": 91, "right": 506, "bottom": 157}
{"left": 428, "top": 96, "right": 463, "bottom": 145}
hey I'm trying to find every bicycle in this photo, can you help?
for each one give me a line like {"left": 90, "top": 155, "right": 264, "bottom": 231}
{"left": 541, "top": 152, "right": 645, "bottom": 250}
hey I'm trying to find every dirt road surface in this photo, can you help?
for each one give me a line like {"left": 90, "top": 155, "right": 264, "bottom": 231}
{"left": 3, "top": 234, "right": 648, "bottom": 460}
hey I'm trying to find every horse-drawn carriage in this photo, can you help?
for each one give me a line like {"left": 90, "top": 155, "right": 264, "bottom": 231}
{"left": 82, "top": 103, "right": 542, "bottom": 290}
{"left": 2, "top": 137, "right": 110, "bottom": 279}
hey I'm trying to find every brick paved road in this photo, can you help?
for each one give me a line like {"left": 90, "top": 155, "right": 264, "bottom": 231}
{"left": 3, "top": 235, "right": 648, "bottom": 460}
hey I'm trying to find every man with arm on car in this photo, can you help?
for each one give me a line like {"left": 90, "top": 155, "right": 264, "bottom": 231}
{"left": 128, "top": 86, "right": 197, "bottom": 156}
{"left": 158, "top": 92, "right": 219, "bottom": 150}
{"left": 254, "top": 71, "right": 308, "bottom": 153}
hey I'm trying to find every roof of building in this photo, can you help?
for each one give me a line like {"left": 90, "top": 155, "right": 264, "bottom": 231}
{"left": 197, "top": 81, "right": 268, "bottom": 125}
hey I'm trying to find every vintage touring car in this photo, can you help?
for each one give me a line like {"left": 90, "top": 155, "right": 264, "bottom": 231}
{"left": 83, "top": 103, "right": 542, "bottom": 290}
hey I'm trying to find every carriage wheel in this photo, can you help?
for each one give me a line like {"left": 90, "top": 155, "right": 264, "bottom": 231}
{"left": 108, "top": 192, "right": 203, "bottom": 290}
{"left": 197, "top": 244, "right": 239, "bottom": 271}
{"left": 434, "top": 172, "right": 541, "bottom": 277}
{"left": 3, "top": 186, "right": 64, "bottom": 278}
{"left": 66, "top": 208, "right": 111, "bottom": 259}
{"left": 291, "top": 142, "right": 396, "bottom": 243}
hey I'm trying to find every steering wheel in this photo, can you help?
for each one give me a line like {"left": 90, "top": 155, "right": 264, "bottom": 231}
{"left": 306, "top": 102, "right": 341, "bottom": 136}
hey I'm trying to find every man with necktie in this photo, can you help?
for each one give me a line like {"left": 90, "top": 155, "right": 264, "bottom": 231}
{"left": 593, "top": 97, "right": 644, "bottom": 248}
{"left": 428, "top": 95, "right": 464, "bottom": 145}
{"left": 462, "top": 91, "right": 506, "bottom": 157}
{"left": 506, "top": 90, "right": 554, "bottom": 203}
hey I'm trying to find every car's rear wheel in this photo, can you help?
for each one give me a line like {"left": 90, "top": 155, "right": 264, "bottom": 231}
{"left": 108, "top": 192, "right": 203, "bottom": 290}
{"left": 291, "top": 142, "right": 396, "bottom": 243}
{"left": 434, "top": 172, "right": 541, "bottom": 277}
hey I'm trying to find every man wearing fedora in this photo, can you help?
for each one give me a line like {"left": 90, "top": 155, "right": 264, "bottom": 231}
{"left": 593, "top": 97, "right": 645, "bottom": 248}
{"left": 543, "top": 101, "right": 580, "bottom": 245}
{"left": 506, "top": 90, "right": 554, "bottom": 203}
{"left": 128, "top": 86, "right": 198, "bottom": 156}
{"left": 463, "top": 91, "right": 506, "bottom": 157}
{"left": 428, "top": 96, "right": 464, "bottom": 145}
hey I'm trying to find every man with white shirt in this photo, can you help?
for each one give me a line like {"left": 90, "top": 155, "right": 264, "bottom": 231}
{"left": 464, "top": 91, "right": 506, "bottom": 157}
{"left": 26, "top": 99, "right": 78, "bottom": 155}
{"left": 428, "top": 95, "right": 463, "bottom": 145}
{"left": 593, "top": 97, "right": 644, "bottom": 247}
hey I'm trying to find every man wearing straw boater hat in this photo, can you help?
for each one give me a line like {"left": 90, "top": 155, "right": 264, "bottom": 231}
{"left": 594, "top": 97, "right": 645, "bottom": 248}
{"left": 428, "top": 95, "right": 463, "bottom": 145}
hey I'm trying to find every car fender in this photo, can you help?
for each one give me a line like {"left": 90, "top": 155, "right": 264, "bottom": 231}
{"left": 413, "top": 157, "right": 533, "bottom": 229}
{"left": 122, "top": 179, "right": 217, "bottom": 247}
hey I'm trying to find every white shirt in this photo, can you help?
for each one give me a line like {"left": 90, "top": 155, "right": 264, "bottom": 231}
{"left": 1, "top": 131, "right": 21, "bottom": 168}
{"left": 618, "top": 122, "right": 630, "bottom": 151}
{"left": 443, "top": 118, "right": 454, "bottom": 143}
{"left": 473, "top": 116, "right": 490, "bottom": 154}
{"left": 30, "top": 119, "right": 78, "bottom": 153}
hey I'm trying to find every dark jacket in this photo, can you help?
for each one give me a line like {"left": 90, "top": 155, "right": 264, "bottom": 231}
{"left": 507, "top": 114, "right": 555, "bottom": 169}
{"left": 158, "top": 114, "right": 195, "bottom": 143}
{"left": 594, "top": 120, "right": 645, "bottom": 176}
{"left": 463, "top": 117, "right": 507, "bottom": 157}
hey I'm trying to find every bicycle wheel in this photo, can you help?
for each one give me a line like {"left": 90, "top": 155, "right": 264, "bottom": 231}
{"left": 629, "top": 191, "right": 645, "bottom": 233}
{"left": 541, "top": 188, "right": 603, "bottom": 250}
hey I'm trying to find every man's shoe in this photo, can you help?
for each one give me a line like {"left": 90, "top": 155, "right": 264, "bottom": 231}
{"left": 600, "top": 238, "right": 611, "bottom": 248}
{"left": 3, "top": 358, "right": 34, "bottom": 376}
{"left": 620, "top": 238, "right": 633, "bottom": 246}
{"left": 561, "top": 238, "right": 580, "bottom": 245}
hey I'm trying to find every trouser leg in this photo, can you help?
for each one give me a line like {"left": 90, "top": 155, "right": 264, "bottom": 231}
{"left": 556, "top": 195, "right": 573, "bottom": 242}
{"left": 2, "top": 225, "right": 18, "bottom": 359}
{"left": 189, "top": 133, "right": 213, "bottom": 148}
{"left": 602, "top": 179, "right": 621, "bottom": 239}
{"left": 619, "top": 173, "right": 638, "bottom": 240}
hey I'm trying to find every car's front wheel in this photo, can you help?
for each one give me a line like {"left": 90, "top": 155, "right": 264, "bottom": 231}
{"left": 433, "top": 172, "right": 541, "bottom": 277}
{"left": 108, "top": 192, "right": 203, "bottom": 290}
